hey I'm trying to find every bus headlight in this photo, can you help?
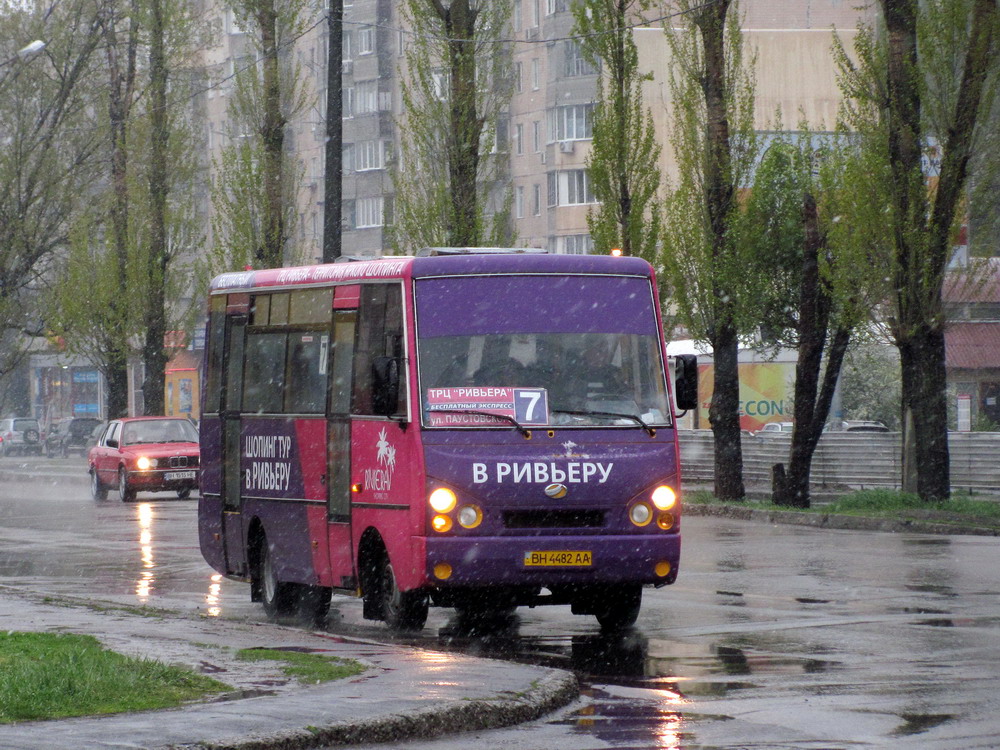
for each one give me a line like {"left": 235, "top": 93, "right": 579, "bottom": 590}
{"left": 629, "top": 502, "right": 652, "bottom": 526}
{"left": 651, "top": 485, "right": 677, "bottom": 510}
{"left": 429, "top": 488, "right": 457, "bottom": 513}
{"left": 457, "top": 505, "right": 482, "bottom": 529}
{"left": 136, "top": 456, "right": 154, "bottom": 471}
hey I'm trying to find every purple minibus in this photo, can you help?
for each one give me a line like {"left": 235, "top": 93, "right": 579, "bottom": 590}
{"left": 198, "top": 249, "right": 697, "bottom": 630}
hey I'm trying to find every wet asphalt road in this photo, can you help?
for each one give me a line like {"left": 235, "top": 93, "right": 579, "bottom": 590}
{"left": 2, "top": 456, "right": 1000, "bottom": 748}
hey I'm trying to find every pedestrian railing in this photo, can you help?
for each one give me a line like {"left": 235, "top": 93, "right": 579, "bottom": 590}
{"left": 679, "top": 430, "right": 1000, "bottom": 492}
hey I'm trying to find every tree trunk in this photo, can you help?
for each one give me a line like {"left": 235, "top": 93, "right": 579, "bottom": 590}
{"left": 258, "top": 0, "right": 286, "bottom": 268}
{"left": 710, "top": 322, "right": 745, "bottom": 500}
{"left": 142, "top": 0, "right": 168, "bottom": 415}
{"left": 777, "top": 194, "right": 852, "bottom": 508}
{"left": 439, "top": 0, "right": 481, "bottom": 247}
{"left": 900, "top": 326, "right": 951, "bottom": 499}
{"left": 697, "top": 0, "right": 743, "bottom": 501}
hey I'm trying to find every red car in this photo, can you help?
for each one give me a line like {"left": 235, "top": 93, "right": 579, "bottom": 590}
{"left": 88, "top": 417, "right": 200, "bottom": 501}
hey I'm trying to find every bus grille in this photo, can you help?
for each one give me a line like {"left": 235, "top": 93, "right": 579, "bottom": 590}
{"left": 503, "top": 510, "right": 605, "bottom": 529}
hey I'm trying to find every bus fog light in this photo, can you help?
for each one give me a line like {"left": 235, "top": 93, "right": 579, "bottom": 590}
{"left": 651, "top": 485, "right": 677, "bottom": 510}
{"left": 655, "top": 560, "right": 672, "bottom": 577}
{"left": 431, "top": 514, "right": 453, "bottom": 533}
{"left": 657, "top": 512, "right": 675, "bottom": 530}
{"left": 433, "top": 563, "right": 453, "bottom": 580}
{"left": 457, "top": 505, "right": 482, "bottom": 529}
{"left": 136, "top": 456, "right": 153, "bottom": 471}
{"left": 629, "top": 502, "right": 652, "bottom": 526}
{"left": 429, "top": 488, "right": 457, "bottom": 513}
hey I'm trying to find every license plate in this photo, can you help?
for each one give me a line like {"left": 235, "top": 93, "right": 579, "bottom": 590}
{"left": 523, "top": 550, "right": 592, "bottom": 567}
{"left": 165, "top": 471, "right": 196, "bottom": 481}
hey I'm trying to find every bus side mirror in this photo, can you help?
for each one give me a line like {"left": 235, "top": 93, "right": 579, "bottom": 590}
{"left": 372, "top": 356, "right": 401, "bottom": 416}
{"left": 674, "top": 354, "right": 698, "bottom": 412}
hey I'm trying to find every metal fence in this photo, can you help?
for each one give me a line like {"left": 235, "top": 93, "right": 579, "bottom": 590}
{"left": 678, "top": 430, "right": 1000, "bottom": 492}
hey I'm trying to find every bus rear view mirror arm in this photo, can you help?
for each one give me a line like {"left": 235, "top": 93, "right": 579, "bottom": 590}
{"left": 372, "top": 356, "right": 402, "bottom": 417}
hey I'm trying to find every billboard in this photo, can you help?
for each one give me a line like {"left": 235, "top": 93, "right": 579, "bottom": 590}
{"left": 697, "top": 361, "right": 796, "bottom": 432}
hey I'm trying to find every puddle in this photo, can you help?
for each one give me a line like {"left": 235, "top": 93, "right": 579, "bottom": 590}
{"left": 892, "top": 712, "right": 955, "bottom": 736}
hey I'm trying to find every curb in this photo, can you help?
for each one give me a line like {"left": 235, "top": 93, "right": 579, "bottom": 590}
{"left": 176, "top": 669, "right": 579, "bottom": 750}
{"left": 685, "top": 502, "right": 1000, "bottom": 536}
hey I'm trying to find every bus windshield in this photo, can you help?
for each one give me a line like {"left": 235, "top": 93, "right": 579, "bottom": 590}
{"left": 415, "top": 274, "right": 671, "bottom": 428}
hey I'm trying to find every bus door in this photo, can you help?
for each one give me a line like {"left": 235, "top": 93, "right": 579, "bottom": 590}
{"left": 327, "top": 286, "right": 359, "bottom": 588}
{"left": 221, "top": 301, "right": 248, "bottom": 576}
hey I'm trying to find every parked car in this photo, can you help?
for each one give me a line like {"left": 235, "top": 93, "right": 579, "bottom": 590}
{"left": 88, "top": 417, "right": 200, "bottom": 501}
{"left": 841, "top": 420, "right": 890, "bottom": 432}
{"left": 755, "top": 421, "right": 793, "bottom": 436}
{"left": 0, "top": 417, "right": 43, "bottom": 457}
{"left": 44, "top": 417, "right": 103, "bottom": 457}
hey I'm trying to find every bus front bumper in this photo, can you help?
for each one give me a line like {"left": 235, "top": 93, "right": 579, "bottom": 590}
{"left": 425, "top": 534, "right": 680, "bottom": 588}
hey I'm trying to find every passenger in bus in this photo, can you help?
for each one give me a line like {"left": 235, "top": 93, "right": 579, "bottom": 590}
{"left": 473, "top": 338, "right": 526, "bottom": 387}
{"left": 573, "top": 338, "right": 628, "bottom": 403}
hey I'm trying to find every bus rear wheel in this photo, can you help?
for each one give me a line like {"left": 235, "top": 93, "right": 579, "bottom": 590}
{"left": 257, "top": 536, "right": 296, "bottom": 618}
{"left": 379, "top": 557, "right": 427, "bottom": 631}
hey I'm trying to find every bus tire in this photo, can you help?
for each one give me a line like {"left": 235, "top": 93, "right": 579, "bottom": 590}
{"left": 593, "top": 585, "right": 642, "bottom": 631}
{"left": 257, "top": 536, "right": 296, "bottom": 618}
{"left": 380, "top": 556, "right": 428, "bottom": 631}
{"left": 299, "top": 584, "right": 332, "bottom": 625}
{"left": 90, "top": 469, "right": 108, "bottom": 501}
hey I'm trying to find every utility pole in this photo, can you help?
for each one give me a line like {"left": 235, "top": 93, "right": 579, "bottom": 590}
{"left": 322, "top": 0, "right": 343, "bottom": 263}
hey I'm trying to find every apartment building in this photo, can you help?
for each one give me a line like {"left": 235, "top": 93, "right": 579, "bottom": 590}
{"left": 195, "top": 0, "right": 871, "bottom": 264}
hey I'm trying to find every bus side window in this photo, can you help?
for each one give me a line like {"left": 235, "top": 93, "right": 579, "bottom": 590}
{"left": 352, "top": 284, "right": 406, "bottom": 417}
{"left": 203, "top": 296, "right": 226, "bottom": 414}
{"left": 243, "top": 332, "right": 286, "bottom": 414}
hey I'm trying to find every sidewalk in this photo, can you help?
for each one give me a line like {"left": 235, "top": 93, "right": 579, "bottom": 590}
{"left": 0, "top": 589, "right": 578, "bottom": 750}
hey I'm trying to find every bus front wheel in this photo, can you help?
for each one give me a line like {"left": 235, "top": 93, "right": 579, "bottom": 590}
{"left": 379, "top": 557, "right": 427, "bottom": 631}
{"left": 257, "top": 536, "right": 296, "bottom": 618}
{"left": 592, "top": 585, "right": 642, "bottom": 631}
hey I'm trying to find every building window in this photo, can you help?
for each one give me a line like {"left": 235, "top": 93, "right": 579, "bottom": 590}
{"left": 515, "top": 123, "right": 523, "bottom": 155}
{"left": 532, "top": 184, "right": 541, "bottom": 215}
{"left": 531, "top": 58, "right": 539, "bottom": 90}
{"left": 343, "top": 87, "right": 355, "bottom": 117}
{"left": 565, "top": 41, "right": 598, "bottom": 77}
{"left": 513, "top": 0, "right": 522, "bottom": 31}
{"left": 357, "top": 197, "right": 384, "bottom": 228}
{"left": 548, "top": 234, "right": 593, "bottom": 254}
{"left": 551, "top": 103, "right": 594, "bottom": 141}
{"left": 357, "top": 26, "right": 375, "bottom": 55}
{"left": 342, "top": 143, "right": 355, "bottom": 172}
{"left": 531, "top": 0, "right": 540, "bottom": 26}
{"left": 533, "top": 120, "right": 540, "bottom": 152}
{"left": 550, "top": 170, "right": 595, "bottom": 205}
{"left": 514, "top": 61, "right": 522, "bottom": 93}
{"left": 357, "top": 80, "right": 378, "bottom": 113}
{"left": 515, "top": 186, "right": 525, "bottom": 218}
{"left": 342, "top": 31, "right": 352, "bottom": 61}
{"left": 545, "top": 0, "right": 566, "bottom": 14}
{"left": 357, "top": 140, "right": 384, "bottom": 171}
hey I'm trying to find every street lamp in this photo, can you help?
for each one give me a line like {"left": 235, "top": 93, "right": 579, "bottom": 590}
{"left": 1, "top": 40, "right": 46, "bottom": 68}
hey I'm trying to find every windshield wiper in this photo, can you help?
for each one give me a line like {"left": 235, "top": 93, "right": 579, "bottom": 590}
{"left": 552, "top": 409, "right": 655, "bottom": 436}
{"left": 427, "top": 408, "right": 531, "bottom": 437}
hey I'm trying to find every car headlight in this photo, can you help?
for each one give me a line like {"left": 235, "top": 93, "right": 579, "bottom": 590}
{"left": 136, "top": 456, "right": 154, "bottom": 471}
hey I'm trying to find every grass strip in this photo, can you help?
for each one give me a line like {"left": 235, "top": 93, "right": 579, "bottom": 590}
{"left": 236, "top": 647, "right": 366, "bottom": 685}
{"left": 688, "top": 488, "right": 1000, "bottom": 525}
{"left": 0, "top": 631, "right": 230, "bottom": 723}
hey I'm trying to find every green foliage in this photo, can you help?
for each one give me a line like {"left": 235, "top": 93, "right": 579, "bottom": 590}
{"left": 389, "top": 0, "right": 515, "bottom": 254}
{"left": 572, "top": 0, "right": 662, "bottom": 264}
{"left": 209, "top": 0, "right": 311, "bottom": 270}
{"left": 660, "top": 0, "right": 761, "bottom": 342}
{"left": 0, "top": 0, "right": 103, "bottom": 376}
{"left": 839, "top": 343, "right": 901, "bottom": 430}
{"left": 0, "top": 631, "right": 229, "bottom": 722}
{"left": 236, "top": 648, "right": 366, "bottom": 684}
